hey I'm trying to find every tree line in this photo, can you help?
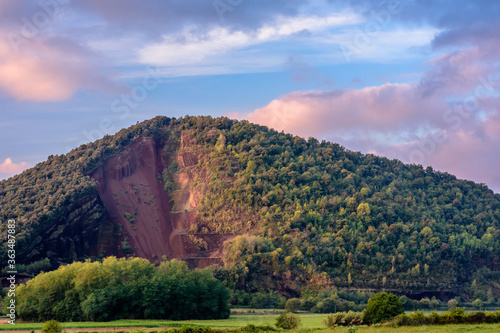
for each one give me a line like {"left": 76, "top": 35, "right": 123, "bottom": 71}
{"left": 4, "top": 257, "right": 229, "bottom": 321}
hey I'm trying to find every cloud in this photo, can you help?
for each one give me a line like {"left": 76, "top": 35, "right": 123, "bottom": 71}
{"left": 244, "top": 83, "right": 450, "bottom": 142}
{"left": 0, "top": 0, "right": 128, "bottom": 101}
{"left": 138, "top": 13, "right": 359, "bottom": 68}
{"left": 0, "top": 33, "right": 125, "bottom": 101}
{"left": 72, "top": 0, "right": 309, "bottom": 37}
{"left": 0, "top": 157, "right": 30, "bottom": 174}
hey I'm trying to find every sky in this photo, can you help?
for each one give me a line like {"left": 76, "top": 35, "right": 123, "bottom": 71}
{"left": 0, "top": 0, "right": 499, "bottom": 193}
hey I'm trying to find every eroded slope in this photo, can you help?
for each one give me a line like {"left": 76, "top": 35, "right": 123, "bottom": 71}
{"left": 90, "top": 135, "right": 232, "bottom": 267}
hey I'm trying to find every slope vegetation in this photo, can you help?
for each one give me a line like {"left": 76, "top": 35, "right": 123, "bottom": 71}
{"left": 1, "top": 116, "right": 499, "bottom": 299}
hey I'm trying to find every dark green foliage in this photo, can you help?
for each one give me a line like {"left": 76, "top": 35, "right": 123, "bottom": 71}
{"left": 392, "top": 308, "right": 500, "bottom": 326}
{"left": 364, "top": 292, "right": 404, "bottom": 324}
{"left": 285, "top": 298, "right": 301, "bottom": 312}
{"left": 42, "top": 321, "right": 62, "bottom": 333}
{"left": 4, "top": 258, "right": 52, "bottom": 276}
{"left": 0, "top": 116, "right": 172, "bottom": 264}
{"left": 249, "top": 291, "right": 286, "bottom": 309}
{"left": 239, "top": 325, "right": 277, "bottom": 332}
{"left": 275, "top": 312, "right": 301, "bottom": 330}
{"left": 229, "top": 290, "right": 285, "bottom": 309}
{"left": 10, "top": 257, "right": 229, "bottom": 321}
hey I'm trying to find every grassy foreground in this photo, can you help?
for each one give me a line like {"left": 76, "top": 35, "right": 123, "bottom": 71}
{"left": 1, "top": 315, "right": 322, "bottom": 330}
{"left": 0, "top": 314, "right": 499, "bottom": 332}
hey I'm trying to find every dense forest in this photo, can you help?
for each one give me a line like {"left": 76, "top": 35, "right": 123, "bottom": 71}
{"left": 1, "top": 116, "right": 499, "bottom": 301}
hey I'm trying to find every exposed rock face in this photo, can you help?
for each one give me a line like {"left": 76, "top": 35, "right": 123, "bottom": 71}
{"left": 89, "top": 136, "right": 230, "bottom": 268}
{"left": 18, "top": 194, "right": 114, "bottom": 266}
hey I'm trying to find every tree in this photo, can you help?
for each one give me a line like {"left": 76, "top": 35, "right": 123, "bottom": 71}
{"left": 285, "top": 298, "right": 301, "bottom": 313}
{"left": 14, "top": 257, "right": 229, "bottom": 321}
{"left": 275, "top": 312, "right": 301, "bottom": 329}
{"left": 447, "top": 298, "right": 458, "bottom": 310}
{"left": 364, "top": 292, "right": 404, "bottom": 324}
{"left": 357, "top": 203, "right": 371, "bottom": 216}
{"left": 472, "top": 298, "right": 484, "bottom": 310}
{"left": 42, "top": 320, "right": 62, "bottom": 333}
{"left": 430, "top": 297, "right": 440, "bottom": 311}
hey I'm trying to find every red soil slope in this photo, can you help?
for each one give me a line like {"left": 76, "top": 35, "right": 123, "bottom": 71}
{"left": 90, "top": 138, "right": 176, "bottom": 260}
{"left": 90, "top": 137, "right": 230, "bottom": 268}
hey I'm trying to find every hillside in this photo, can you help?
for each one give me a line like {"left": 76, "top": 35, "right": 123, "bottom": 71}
{"left": 1, "top": 116, "right": 499, "bottom": 300}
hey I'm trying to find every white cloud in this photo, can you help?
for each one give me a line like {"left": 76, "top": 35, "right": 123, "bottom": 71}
{"left": 137, "top": 12, "right": 361, "bottom": 71}
{"left": 0, "top": 157, "right": 30, "bottom": 174}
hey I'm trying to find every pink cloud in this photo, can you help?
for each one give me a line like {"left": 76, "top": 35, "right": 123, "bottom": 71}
{"left": 0, "top": 157, "right": 30, "bottom": 174}
{"left": 244, "top": 83, "right": 449, "bottom": 143}
{"left": 0, "top": 33, "right": 124, "bottom": 102}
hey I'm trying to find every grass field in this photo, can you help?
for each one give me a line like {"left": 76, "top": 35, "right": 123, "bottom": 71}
{"left": 0, "top": 314, "right": 499, "bottom": 332}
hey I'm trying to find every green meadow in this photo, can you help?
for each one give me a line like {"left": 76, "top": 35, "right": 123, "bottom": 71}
{"left": 0, "top": 313, "right": 499, "bottom": 332}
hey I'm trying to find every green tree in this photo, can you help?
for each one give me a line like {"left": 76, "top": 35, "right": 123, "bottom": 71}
{"left": 285, "top": 298, "right": 301, "bottom": 313}
{"left": 472, "top": 298, "right": 484, "bottom": 310}
{"left": 447, "top": 298, "right": 458, "bottom": 310}
{"left": 42, "top": 320, "right": 62, "bottom": 333}
{"left": 275, "top": 312, "right": 301, "bottom": 329}
{"left": 14, "top": 257, "right": 229, "bottom": 321}
{"left": 357, "top": 203, "right": 371, "bottom": 216}
{"left": 364, "top": 292, "right": 404, "bottom": 324}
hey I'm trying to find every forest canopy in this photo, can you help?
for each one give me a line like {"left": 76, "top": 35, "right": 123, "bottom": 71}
{"left": 8, "top": 257, "right": 230, "bottom": 321}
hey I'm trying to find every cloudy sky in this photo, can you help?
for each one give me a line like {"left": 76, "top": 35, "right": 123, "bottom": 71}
{"left": 0, "top": 0, "right": 499, "bottom": 192}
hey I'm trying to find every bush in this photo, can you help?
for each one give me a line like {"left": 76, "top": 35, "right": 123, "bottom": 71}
{"left": 443, "top": 307, "right": 466, "bottom": 324}
{"left": 285, "top": 298, "right": 301, "bottom": 312}
{"left": 275, "top": 312, "right": 301, "bottom": 330}
{"left": 42, "top": 320, "right": 62, "bottom": 333}
{"left": 390, "top": 309, "right": 500, "bottom": 326}
{"left": 322, "top": 314, "right": 337, "bottom": 328}
{"left": 322, "top": 311, "right": 364, "bottom": 328}
{"left": 364, "top": 292, "right": 404, "bottom": 325}
{"left": 178, "top": 327, "right": 214, "bottom": 333}
{"left": 239, "top": 324, "right": 276, "bottom": 332}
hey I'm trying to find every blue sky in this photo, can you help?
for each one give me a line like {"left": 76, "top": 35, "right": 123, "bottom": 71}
{"left": 0, "top": 0, "right": 499, "bottom": 192}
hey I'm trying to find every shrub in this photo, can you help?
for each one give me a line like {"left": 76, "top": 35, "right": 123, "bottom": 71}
{"left": 240, "top": 324, "right": 276, "bottom": 332}
{"left": 485, "top": 311, "right": 500, "bottom": 323}
{"left": 467, "top": 311, "right": 486, "bottom": 324}
{"left": 42, "top": 320, "right": 62, "bottom": 333}
{"left": 275, "top": 312, "right": 301, "bottom": 330}
{"left": 322, "top": 314, "right": 337, "bottom": 328}
{"left": 178, "top": 327, "right": 214, "bottom": 333}
{"left": 322, "top": 311, "right": 364, "bottom": 327}
{"left": 364, "top": 292, "right": 404, "bottom": 324}
{"left": 443, "top": 307, "right": 465, "bottom": 324}
{"left": 285, "top": 298, "right": 301, "bottom": 313}
{"left": 407, "top": 310, "right": 427, "bottom": 325}
{"left": 390, "top": 309, "right": 500, "bottom": 326}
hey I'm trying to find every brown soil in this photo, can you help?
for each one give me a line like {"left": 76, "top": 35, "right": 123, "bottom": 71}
{"left": 90, "top": 136, "right": 232, "bottom": 268}
{"left": 90, "top": 138, "right": 176, "bottom": 260}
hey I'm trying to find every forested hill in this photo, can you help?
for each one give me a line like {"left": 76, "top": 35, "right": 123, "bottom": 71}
{"left": 1, "top": 116, "right": 499, "bottom": 299}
